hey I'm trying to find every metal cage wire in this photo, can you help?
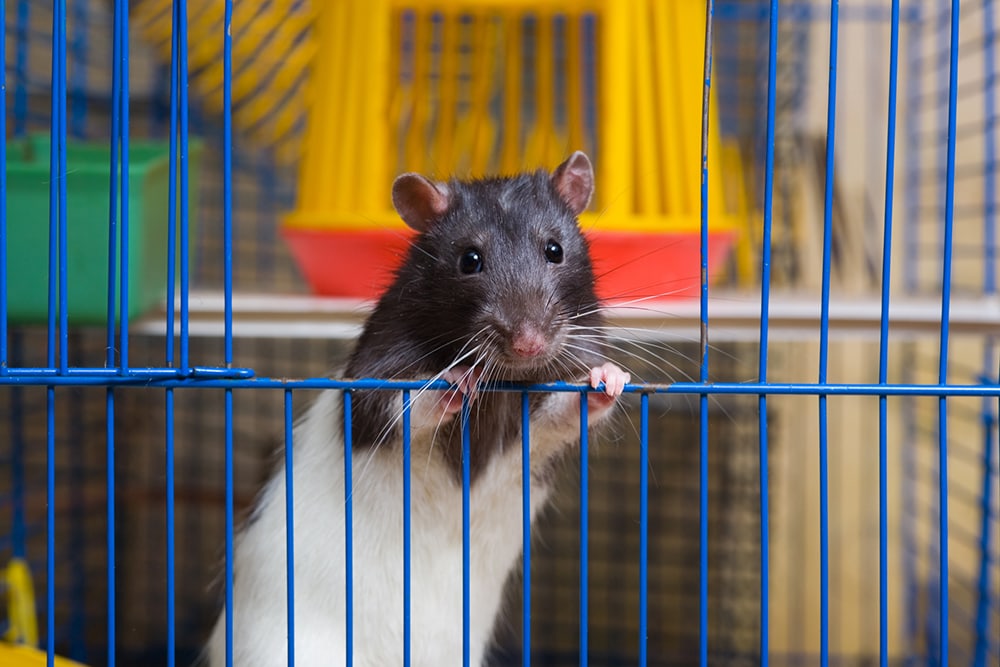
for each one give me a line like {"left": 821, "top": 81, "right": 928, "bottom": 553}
{"left": 0, "top": 1, "right": 998, "bottom": 666}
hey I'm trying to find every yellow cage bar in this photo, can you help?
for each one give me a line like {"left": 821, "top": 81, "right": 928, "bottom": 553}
{"left": 283, "top": 0, "right": 749, "bottom": 299}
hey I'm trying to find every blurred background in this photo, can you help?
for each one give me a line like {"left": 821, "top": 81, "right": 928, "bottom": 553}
{"left": 1, "top": 1, "right": 997, "bottom": 665}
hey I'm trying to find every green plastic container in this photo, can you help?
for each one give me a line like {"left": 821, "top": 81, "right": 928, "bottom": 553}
{"left": 5, "top": 134, "right": 202, "bottom": 324}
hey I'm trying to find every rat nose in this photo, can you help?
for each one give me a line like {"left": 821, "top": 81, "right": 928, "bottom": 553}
{"left": 511, "top": 325, "right": 548, "bottom": 358}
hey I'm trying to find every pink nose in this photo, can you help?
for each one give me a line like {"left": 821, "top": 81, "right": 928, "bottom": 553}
{"left": 512, "top": 329, "right": 547, "bottom": 358}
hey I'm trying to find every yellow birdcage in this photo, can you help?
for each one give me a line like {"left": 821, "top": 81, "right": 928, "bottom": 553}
{"left": 283, "top": 0, "right": 750, "bottom": 299}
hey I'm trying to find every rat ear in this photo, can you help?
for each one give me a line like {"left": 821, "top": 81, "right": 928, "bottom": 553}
{"left": 391, "top": 173, "right": 451, "bottom": 232}
{"left": 550, "top": 151, "right": 594, "bottom": 215}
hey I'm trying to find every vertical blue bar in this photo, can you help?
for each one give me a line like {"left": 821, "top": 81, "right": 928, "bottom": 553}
{"left": 103, "top": 9, "right": 129, "bottom": 666}
{"left": 4, "top": 65, "right": 20, "bottom": 660}
{"left": 165, "top": 388, "right": 176, "bottom": 667}
{"left": 639, "top": 393, "right": 649, "bottom": 667}
{"left": 105, "top": 0, "right": 121, "bottom": 362}
{"left": 878, "top": 3, "right": 902, "bottom": 665}
{"left": 106, "top": 388, "right": 116, "bottom": 667}
{"left": 758, "top": 2, "right": 779, "bottom": 663}
{"left": 10, "top": 336, "right": 25, "bottom": 558}
{"left": 521, "top": 391, "right": 531, "bottom": 667}
{"left": 222, "top": 0, "right": 235, "bottom": 658}
{"left": 402, "top": 390, "right": 411, "bottom": 667}
{"left": 116, "top": 0, "right": 130, "bottom": 372}
{"left": 223, "top": 0, "right": 234, "bottom": 365}
{"left": 104, "top": 5, "right": 125, "bottom": 656}
{"left": 462, "top": 395, "right": 472, "bottom": 667}
{"left": 177, "top": 0, "right": 191, "bottom": 372}
{"left": 698, "top": 385, "right": 709, "bottom": 667}
{"left": 936, "top": 0, "right": 949, "bottom": 278}
{"left": 984, "top": 0, "right": 997, "bottom": 295}
{"left": 47, "top": 0, "right": 62, "bottom": 373}
{"left": 0, "top": 0, "right": 6, "bottom": 371}
{"left": 938, "top": 2, "right": 962, "bottom": 664}
{"left": 698, "top": 0, "right": 713, "bottom": 374}
{"left": 761, "top": 445, "right": 777, "bottom": 667}
{"left": 343, "top": 391, "right": 354, "bottom": 667}
{"left": 697, "top": 3, "right": 714, "bottom": 665}
{"left": 284, "top": 390, "right": 295, "bottom": 667}
{"left": 166, "top": 0, "right": 180, "bottom": 363}
{"left": 817, "top": 2, "right": 840, "bottom": 664}
{"left": 46, "top": 5, "right": 66, "bottom": 663}
{"left": 46, "top": 387, "right": 55, "bottom": 667}
{"left": 224, "top": 386, "right": 234, "bottom": 667}
{"left": 818, "top": 396, "right": 830, "bottom": 667}
{"left": 56, "top": 0, "right": 67, "bottom": 374}
{"left": 579, "top": 393, "right": 588, "bottom": 667}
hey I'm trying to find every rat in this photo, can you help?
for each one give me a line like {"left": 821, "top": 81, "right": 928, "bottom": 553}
{"left": 205, "top": 151, "right": 630, "bottom": 667}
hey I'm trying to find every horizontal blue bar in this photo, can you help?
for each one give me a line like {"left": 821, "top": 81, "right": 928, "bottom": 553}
{"left": 0, "top": 375, "right": 997, "bottom": 397}
{"left": 0, "top": 367, "right": 254, "bottom": 380}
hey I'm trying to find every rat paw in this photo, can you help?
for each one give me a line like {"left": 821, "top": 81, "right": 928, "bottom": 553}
{"left": 589, "top": 363, "right": 630, "bottom": 397}
{"left": 410, "top": 366, "right": 481, "bottom": 431}
{"left": 438, "top": 365, "right": 482, "bottom": 416}
{"left": 584, "top": 363, "right": 630, "bottom": 421}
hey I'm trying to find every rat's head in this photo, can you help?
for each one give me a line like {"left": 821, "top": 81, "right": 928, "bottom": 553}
{"left": 389, "top": 152, "right": 604, "bottom": 380}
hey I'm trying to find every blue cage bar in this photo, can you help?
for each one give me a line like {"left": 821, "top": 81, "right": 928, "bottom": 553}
{"left": 0, "top": 2, "right": 998, "bottom": 666}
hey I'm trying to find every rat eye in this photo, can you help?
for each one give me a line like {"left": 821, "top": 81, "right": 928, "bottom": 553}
{"left": 544, "top": 240, "right": 564, "bottom": 264}
{"left": 459, "top": 247, "right": 484, "bottom": 274}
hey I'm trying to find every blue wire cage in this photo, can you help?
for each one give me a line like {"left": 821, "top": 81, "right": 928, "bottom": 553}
{"left": 1, "top": 1, "right": 998, "bottom": 666}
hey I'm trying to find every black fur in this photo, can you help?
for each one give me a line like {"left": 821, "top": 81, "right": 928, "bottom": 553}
{"left": 343, "top": 165, "right": 607, "bottom": 483}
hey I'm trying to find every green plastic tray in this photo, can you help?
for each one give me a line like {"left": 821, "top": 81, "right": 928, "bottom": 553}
{"left": 5, "top": 134, "right": 202, "bottom": 325}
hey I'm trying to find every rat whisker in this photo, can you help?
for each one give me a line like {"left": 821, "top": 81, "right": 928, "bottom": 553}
{"left": 383, "top": 325, "right": 495, "bottom": 382}
{"left": 372, "top": 342, "right": 489, "bottom": 449}
{"left": 561, "top": 340, "right": 697, "bottom": 393}
{"left": 568, "top": 291, "right": 691, "bottom": 320}
{"left": 559, "top": 340, "right": 740, "bottom": 420}
{"left": 564, "top": 321, "right": 733, "bottom": 365}
{"left": 563, "top": 331, "right": 700, "bottom": 376}
{"left": 559, "top": 343, "right": 645, "bottom": 383}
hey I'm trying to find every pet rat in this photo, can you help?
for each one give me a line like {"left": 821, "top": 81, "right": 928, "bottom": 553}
{"left": 205, "top": 151, "right": 630, "bottom": 667}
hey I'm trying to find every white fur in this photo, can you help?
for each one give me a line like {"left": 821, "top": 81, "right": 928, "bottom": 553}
{"left": 206, "top": 387, "right": 616, "bottom": 667}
